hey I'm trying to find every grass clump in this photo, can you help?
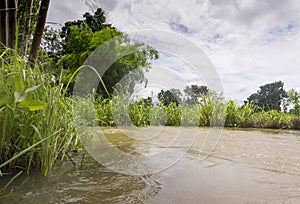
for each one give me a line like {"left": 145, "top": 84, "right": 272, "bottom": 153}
{"left": 0, "top": 50, "right": 80, "bottom": 178}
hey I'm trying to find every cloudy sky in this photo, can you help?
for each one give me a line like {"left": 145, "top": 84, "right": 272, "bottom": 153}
{"left": 48, "top": 0, "right": 300, "bottom": 102}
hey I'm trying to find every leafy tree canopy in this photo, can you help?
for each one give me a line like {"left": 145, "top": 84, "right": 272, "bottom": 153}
{"left": 158, "top": 89, "right": 182, "bottom": 106}
{"left": 42, "top": 8, "right": 158, "bottom": 97}
{"left": 246, "top": 81, "right": 287, "bottom": 111}
{"left": 60, "top": 8, "right": 112, "bottom": 39}
{"left": 184, "top": 85, "right": 209, "bottom": 105}
{"left": 284, "top": 89, "right": 300, "bottom": 115}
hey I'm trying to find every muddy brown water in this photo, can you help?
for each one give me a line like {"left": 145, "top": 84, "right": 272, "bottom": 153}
{"left": 1, "top": 127, "right": 300, "bottom": 203}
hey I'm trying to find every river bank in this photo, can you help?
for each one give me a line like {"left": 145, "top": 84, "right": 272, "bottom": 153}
{"left": 1, "top": 127, "right": 300, "bottom": 203}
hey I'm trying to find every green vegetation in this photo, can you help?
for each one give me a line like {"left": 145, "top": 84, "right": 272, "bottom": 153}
{"left": 43, "top": 8, "right": 158, "bottom": 96}
{"left": 1, "top": 6, "right": 159, "bottom": 193}
{"left": 92, "top": 84, "right": 300, "bottom": 129}
{"left": 184, "top": 84, "right": 209, "bottom": 105}
{"left": 1, "top": 2, "right": 300, "bottom": 197}
{"left": 0, "top": 50, "right": 80, "bottom": 178}
{"left": 0, "top": 0, "right": 50, "bottom": 66}
{"left": 245, "top": 81, "right": 287, "bottom": 111}
{"left": 158, "top": 89, "right": 182, "bottom": 106}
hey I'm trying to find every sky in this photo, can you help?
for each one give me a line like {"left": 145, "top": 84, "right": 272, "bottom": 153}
{"left": 47, "top": 0, "right": 300, "bottom": 102}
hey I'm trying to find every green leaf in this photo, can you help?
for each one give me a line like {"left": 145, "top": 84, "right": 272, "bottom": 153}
{"left": 14, "top": 91, "right": 27, "bottom": 102}
{"left": 14, "top": 75, "right": 25, "bottom": 92}
{"left": 0, "top": 96, "right": 8, "bottom": 107}
{"left": 25, "top": 85, "right": 41, "bottom": 93}
{"left": 17, "top": 99, "right": 47, "bottom": 111}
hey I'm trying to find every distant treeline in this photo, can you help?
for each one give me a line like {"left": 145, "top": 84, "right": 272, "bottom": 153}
{"left": 90, "top": 81, "right": 300, "bottom": 129}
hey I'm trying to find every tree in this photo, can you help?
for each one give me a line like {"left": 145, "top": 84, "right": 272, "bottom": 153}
{"left": 158, "top": 89, "right": 182, "bottom": 106}
{"left": 43, "top": 8, "right": 158, "bottom": 97}
{"left": 184, "top": 85, "right": 209, "bottom": 104}
{"left": 20, "top": 0, "right": 34, "bottom": 56}
{"left": 0, "top": 0, "right": 49, "bottom": 64}
{"left": 42, "top": 26, "right": 63, "bottom": 60}
{"left": 17, "top": 0, "right": 41, "bottom": 55}
{"left": 0, "top": 0, "right": 7, "bottom": 49}
{"left": 29, "top": 0, "right": 50, "bottom": 67}
{"left": 42, "top": 8, "right": 113, "bottom": 64}
{"left": 0, "top": 0, "right": 18, "bottom": 49}
{"left": 246, "top": 81, "right": 287, "bottom": 111}
{"left": 7, "top": 0, "right": 17, "bottom": 49}
{"left": 60, "top": 8, "right": 112, "bottom": 40}
{"left": 285, "top": 89, "right": 300, "bottom": 115}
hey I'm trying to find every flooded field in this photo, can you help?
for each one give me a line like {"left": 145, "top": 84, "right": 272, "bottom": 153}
{"left": 1, "top": 127, "right": 300, "bottom": 203}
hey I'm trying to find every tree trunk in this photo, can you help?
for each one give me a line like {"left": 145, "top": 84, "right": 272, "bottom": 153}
{"left": 29, "top": 0, "right": 50, "bottom": 68}
{"left": 0, "top": 0, "right": 7, "bottom": 49}
{"left": 20, "top": 0, "right": 34, "bottom": 56}
{"left": 7, "top": 0, "right": 17, "bottom": 49}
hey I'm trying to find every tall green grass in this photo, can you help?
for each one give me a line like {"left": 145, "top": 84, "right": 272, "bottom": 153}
{"left": 93, "top": 93, "right": 226, "bottom": 127}
{"left": 93, "top": 93, "right": 300, "bottom": 130}
{"left": 0, "top": 49, "right": 80, "bottom": 178}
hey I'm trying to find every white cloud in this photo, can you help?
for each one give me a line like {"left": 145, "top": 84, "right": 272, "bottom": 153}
{"left": 48, "top": 0, "right": 300, "bottom": 101}
{"left": 47, "top": 0, "right": 90, "bottom": 26}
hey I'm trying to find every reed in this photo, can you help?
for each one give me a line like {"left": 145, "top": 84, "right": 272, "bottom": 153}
{"left": 93, "top": 94, "right": 299, "bottom": 130}
{"left": 0, "top": 49, "right": 80, "bottom": 179}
